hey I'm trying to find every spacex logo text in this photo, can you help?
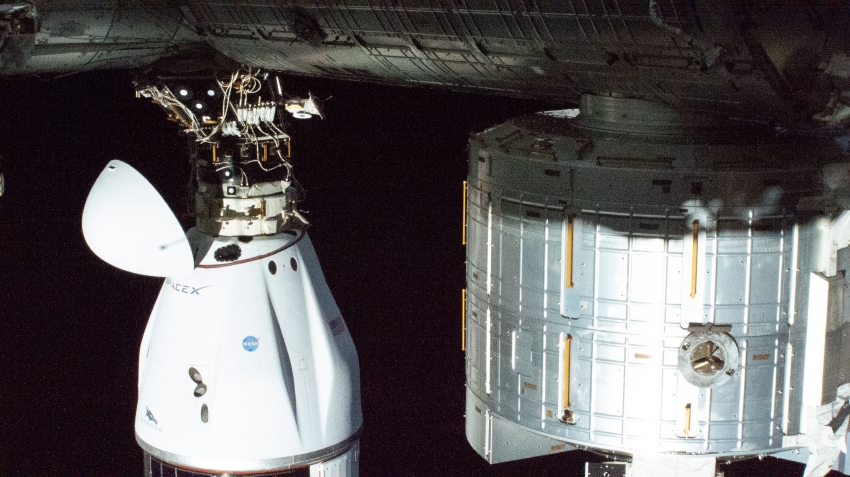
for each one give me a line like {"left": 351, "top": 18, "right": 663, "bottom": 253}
{"left": 164, "top": 278, "right": 211, "bottom": 296}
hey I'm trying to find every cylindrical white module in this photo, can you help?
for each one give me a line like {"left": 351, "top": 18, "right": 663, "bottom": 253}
{"left": 464, "top": 95, "right": 850, "bottom": 471}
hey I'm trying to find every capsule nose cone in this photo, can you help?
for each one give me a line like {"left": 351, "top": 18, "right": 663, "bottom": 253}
{"left": 82, "top": 160, "right": 194, "bottom": 277}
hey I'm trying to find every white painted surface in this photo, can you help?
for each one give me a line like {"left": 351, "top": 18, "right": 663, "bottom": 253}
{"left": 135, "top": 232, "right": 361, "bottom": 472}
{"left": 82, "top": 160, "right": 193, "bottom": 277}
{"left": 803, "top": 273, "right": 830, "bottom": 420}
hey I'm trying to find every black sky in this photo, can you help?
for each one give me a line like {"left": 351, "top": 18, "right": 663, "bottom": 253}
{"left": 0, "top": 71, "right": 809, "bottom": 477}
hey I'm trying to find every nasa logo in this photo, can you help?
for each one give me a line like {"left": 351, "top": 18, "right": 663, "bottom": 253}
{"left": 243, "top": 336, "right": 259, "bottom": 352}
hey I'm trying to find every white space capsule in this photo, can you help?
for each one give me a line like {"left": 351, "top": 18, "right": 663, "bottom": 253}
{"left": 82, "top": 160, "right": 361, "bottom": 476}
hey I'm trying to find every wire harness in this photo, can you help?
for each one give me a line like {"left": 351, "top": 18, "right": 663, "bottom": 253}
{"left": 135, "top": 68, "right": 322, "bottom": 236}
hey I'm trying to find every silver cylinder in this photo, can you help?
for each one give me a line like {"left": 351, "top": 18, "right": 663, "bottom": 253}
{"left": 464, "top": 95, "right": 850, "bottom": 462}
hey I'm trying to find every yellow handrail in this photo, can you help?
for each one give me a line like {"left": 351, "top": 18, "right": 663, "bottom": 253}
{"left": 563, "top": 335, "right": 573, "bottom": 408}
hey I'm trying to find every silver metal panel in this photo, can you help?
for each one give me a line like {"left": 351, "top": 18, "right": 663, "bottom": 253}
{"left": 572, "top": 340, "right": 593, "bottom": 415}
{"left": 489, "top": 413, "right": 575, "bottom": 464}
{"left": 625, "top": 366, "right": 663, "bottom": 422}
{"left": 597, "top": 250, "right": 629, "bottom": 303}
{"left": 544, "top": 215, "right": 563, "bottom": 318}
{"left": 714, "top": 255, "right": 748, "bottom": 306}
{"left": 498, "top": 202, "right": 521, "bottom": 307}
{"left": 467, "top": 293, "right": 487, "bottom": 392}
{"left": 521, "top": 212, "right": 546, "bottom": 314}
{"left": 465, "top": 387, "right": 489, "bottom": 459}
{"left": 513, "top": 329, "right": 533, "bottom": 377}
{"left": 631, "top": 253, "right": 666, "bottom": 304}
{"left": 467, "top": 205, "right": 488, "bottom": 285}
{"left": 592, "top": 362, "right": 625, "bottom": 418}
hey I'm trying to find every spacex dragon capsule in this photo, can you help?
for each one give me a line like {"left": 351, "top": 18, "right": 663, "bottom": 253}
{"left": 80, "top": 69, "right": 361, "bottom": 477}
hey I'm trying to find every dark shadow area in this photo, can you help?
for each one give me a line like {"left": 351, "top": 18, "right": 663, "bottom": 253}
{"left": 0, "top": 70, "right": 814, "bottom": 477}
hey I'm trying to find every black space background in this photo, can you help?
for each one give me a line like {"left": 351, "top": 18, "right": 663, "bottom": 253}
{"left": 0, "top": 71, "right": 813, "bottom": 476}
